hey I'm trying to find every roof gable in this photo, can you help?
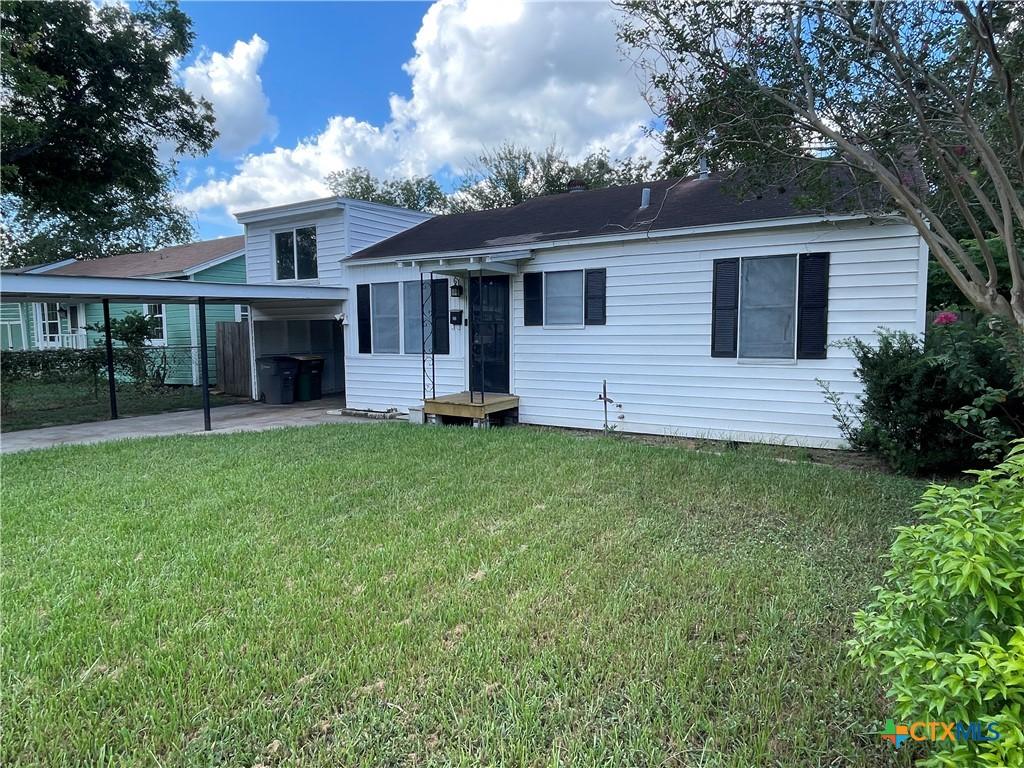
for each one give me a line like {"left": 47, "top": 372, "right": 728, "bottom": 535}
{"left": 49, "top": 236, "right": 245, "bottom": 278}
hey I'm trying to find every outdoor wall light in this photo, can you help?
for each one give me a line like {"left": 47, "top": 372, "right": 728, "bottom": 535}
{"left": 450, "top": 283, "right": 464, "bottom": 298}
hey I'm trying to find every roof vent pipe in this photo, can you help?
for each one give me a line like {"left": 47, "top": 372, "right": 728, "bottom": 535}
{"left": 639, "top": 187, "right": 651, "bottom": 209}
{"left": 698, "top": 156, "right": 709, "bottom": 179}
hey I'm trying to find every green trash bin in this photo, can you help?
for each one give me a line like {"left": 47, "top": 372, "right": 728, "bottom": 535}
{"left": 289, "top": 355, "right": 324, "bottom": 401}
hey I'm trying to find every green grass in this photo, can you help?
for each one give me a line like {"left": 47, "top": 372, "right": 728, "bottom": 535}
{"left": 1, "top": 424, "right": 923, "bottom": 767}
{"left": 1, "top": 378, "right": 247, "bottom": 432}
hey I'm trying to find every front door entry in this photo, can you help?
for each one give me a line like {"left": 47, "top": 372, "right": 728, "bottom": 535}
{"left": 469, "top": 275, "right": 510, "bottom": 393}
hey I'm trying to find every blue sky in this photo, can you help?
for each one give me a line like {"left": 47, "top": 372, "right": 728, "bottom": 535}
{"left": 173, "top": 1, "right": 660, "bottom": 239}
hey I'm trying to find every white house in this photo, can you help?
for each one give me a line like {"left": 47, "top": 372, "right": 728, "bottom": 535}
{"left": 235, "top": 177, "right": 928, "bottom": 448}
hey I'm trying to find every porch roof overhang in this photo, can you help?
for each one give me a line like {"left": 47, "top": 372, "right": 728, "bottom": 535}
{"left": 0, "top": 273, "right": 347, "bottom": 305}
{"left": 394, "top": 250, "right": 532, "bottom": 276}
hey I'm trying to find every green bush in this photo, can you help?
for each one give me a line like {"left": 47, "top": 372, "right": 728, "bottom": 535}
{"left": 1, "top": 347, "right": 155, "bottom": 386}
{"left": 849, "top": 442, "right": 1024, "bottom": 768}
{"left": 827, "top": 319, "right": 1023, "bottom": 475}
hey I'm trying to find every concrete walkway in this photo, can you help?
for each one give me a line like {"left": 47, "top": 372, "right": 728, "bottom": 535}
{"left": 1, "top": 397, "right": 379, "bottom": 454}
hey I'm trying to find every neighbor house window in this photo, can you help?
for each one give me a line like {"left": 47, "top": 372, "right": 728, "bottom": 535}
{"left": 35, "top": 302, "right": 61, "bottom": 347}
{"left": 710, "top": 253, "right": 830, "bottom": 360}
{"left": 275, "top": 226, "right": 317, "bottom": 280}
{"left": 238, "top": 304, "right": 250, "bottom": 321}
{"left": 144, "top": 303, "right": 167, "bottom": 345}
{"left": 370, "top": 282, "right": 400, "bottom": 353}
{"left": 543, "top": 270, "right": 585, "bottom": 326}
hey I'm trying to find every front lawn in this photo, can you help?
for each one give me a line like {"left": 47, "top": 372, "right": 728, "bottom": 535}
{"left": 1, "top": 424, "right": 921, "bottom": 767}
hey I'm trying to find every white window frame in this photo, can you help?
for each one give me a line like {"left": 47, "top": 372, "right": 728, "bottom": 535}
{"left": 273, "top": 224, "right": 318, "bottom": 281}
{"left": 369, "top": 281, "right": 401, "bottom": 355}
{"left": 34, "top": 302, "right": 63, "bottom": 349}
{"left": 736, "top": 254, "right": 799, "bottom": 364}
{"left": 542, "top": 269, "right": 585, "bottom": 329}
{"left": 143, "top": 303, "right": 168, "bottom": 347}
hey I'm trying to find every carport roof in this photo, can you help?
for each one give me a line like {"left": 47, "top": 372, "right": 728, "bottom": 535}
{"left": 0, "top": 272, "right": 346, "bottom": 304}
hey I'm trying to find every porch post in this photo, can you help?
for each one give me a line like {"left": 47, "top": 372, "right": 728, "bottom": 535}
{"left": 102, "top": 298, "right": 118, "bottom": 420}
{"left": 198, "top": 297, "right": 211, "bottom": 431}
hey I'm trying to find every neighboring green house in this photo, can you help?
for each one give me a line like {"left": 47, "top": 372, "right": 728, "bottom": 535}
{"left": 1, "top": 237, "right": 246, "bottom": 385}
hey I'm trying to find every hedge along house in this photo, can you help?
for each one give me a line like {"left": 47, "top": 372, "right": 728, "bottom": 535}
{"left": 0, "top": 238, "right": 247, "bottom": 386}
{"left": 233, "top": 196, "right": 433, "bottom": 400}
{"left": 342, "top": 175, "right": 929, "bottom": 448}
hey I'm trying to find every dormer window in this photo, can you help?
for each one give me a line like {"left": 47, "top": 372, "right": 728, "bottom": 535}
{"left": 275, "top": 226, "right": 317, "bottom": 280}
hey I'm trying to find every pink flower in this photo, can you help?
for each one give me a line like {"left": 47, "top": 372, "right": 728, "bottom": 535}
{"left": 933, "top": 311, "right": 959, "bottom": 326}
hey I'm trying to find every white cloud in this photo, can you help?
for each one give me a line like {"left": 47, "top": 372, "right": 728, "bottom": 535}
{"left": 182, "top": 34, "right": 277, "bottom": 155}
{"left": 179, "top": 0, "right": 660, "bottom": 218}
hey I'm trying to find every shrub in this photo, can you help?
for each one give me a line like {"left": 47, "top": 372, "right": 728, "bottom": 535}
{"left": 826, "top": 319, "right": 1023, "bottom": 475}
{"left": 848, "top": 442, "right": 1024, "bottom": 768}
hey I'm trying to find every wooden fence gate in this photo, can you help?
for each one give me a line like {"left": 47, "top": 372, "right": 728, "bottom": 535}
{"left": 216, "top": 321, "right": 252, "bottom": 398}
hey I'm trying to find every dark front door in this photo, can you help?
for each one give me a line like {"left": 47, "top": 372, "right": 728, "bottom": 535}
{"left": 469, "top": 275, "right": 510, "bottom": 393}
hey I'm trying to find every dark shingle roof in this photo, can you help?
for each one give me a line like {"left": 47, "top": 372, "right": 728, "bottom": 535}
{"left": 49, "top": 236, "right": 245, "bottom": 278}
{"left": 350, "top": 174, "right": 863, "bottom": 260}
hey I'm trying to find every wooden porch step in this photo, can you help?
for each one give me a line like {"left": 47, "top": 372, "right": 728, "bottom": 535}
{"left": 422, "top": 391, "right": 519, "bottom": 419}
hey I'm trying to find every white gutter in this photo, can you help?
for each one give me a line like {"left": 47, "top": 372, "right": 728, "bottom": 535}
{"left": 347, "top": 212, "right": 898, "bottom": 266}
{"left": 1, "top": 273, "right": 347, "bottom": 304}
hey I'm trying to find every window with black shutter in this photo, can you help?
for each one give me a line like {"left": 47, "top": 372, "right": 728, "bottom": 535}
{"left": 797, "top": 252, "right": 830, "bottom": 359}
{"left": 711, "top": 259, "right": 739, "bottom": 357}
{"left": 431, "top": 278, "right": 450, "bottom": 354}
{"left": 523, "top": 272, "right": 543, "bottom": 326}
{"left": 356, "top": 283, "right": 372, "bottom": 353}
{"left": 584, "top": 268, "right": 606, "bottom": 325}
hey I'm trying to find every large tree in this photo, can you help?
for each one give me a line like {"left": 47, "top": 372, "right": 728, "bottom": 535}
{"left": 618, "top": 1, "right": 1024, "bottom": 329}
{"left": 326, "top": 144, "right": 653, "bottom": 217}
{"left": 448, "top": 143, "right": 652, "bottom": 213}
{"left": 0, "top": 0, "right": 216, "bottom": 267}
{"left": 325, "top": 167, "right": 449, "bottom": 214}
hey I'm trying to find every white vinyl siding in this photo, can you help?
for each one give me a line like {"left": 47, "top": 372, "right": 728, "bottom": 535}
{"left": 244, "top": 202, "right": 431, "bottom": 290}
{"left": 510, "top": 221, "right": 926, "bottom": 448}
{"left": 344, "top": 262, "right": 464, "bottom": 411}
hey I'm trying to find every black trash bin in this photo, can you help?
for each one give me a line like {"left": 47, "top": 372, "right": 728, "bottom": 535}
{"left": 290, "top": 354, "right": 325, "bottom": 401}
{"left": 257, "top": 356, "right": 298, "bottom": 404}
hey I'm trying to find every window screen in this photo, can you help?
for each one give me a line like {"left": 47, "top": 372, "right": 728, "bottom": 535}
{"left": 371, "top": 282, "right": 400, "bottom": 353}
{"left": 544, "top": 270, "right": 584, "bottom": 325}
{"left": 739, "top": 255, "right": 796, "bottom": 359}
{"left": 403, "top": 281, "right": 431, "bottom": 354}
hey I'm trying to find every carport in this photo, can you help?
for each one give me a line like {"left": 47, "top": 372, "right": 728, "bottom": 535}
{"left": 1, "top": 272, "right": 346, "bottom": 430}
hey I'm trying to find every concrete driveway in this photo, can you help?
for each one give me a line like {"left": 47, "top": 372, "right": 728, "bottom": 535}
{"left": 1, "top": 397, "right": 379, "bottom": 454}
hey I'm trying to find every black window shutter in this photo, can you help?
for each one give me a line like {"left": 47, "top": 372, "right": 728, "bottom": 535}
{"left": 523, "top": 272, "right": 543, "bottom": 326}
{"left": 584, "top": 268, "right": 606, "bottom": 325}
{"left": 356, "top": 283, "right": 372, "bottom": 353}
{"left": 797, "top": 252, "right": 830, "bottom": 359}
{"left": 711, "top": 259, "right": 739, "bottom": 357}
{"left": 431, "top": 278, "right": 450, "bottom": 355}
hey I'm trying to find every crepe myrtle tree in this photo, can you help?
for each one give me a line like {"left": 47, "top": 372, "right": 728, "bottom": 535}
{"left": 617, "top": 1, "right": 1024, "bottom": 329}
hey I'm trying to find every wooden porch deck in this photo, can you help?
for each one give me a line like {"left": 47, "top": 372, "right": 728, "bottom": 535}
{"left": 422, "top": 391, "right": 519, "bottom": 419}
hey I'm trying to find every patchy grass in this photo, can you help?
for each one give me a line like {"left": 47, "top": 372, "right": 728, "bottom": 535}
{"left": 0, "top": 378, "right": 246, "bottom": 432}
{"left": 1, "top": 424, "right": 922, "bottom": 767}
